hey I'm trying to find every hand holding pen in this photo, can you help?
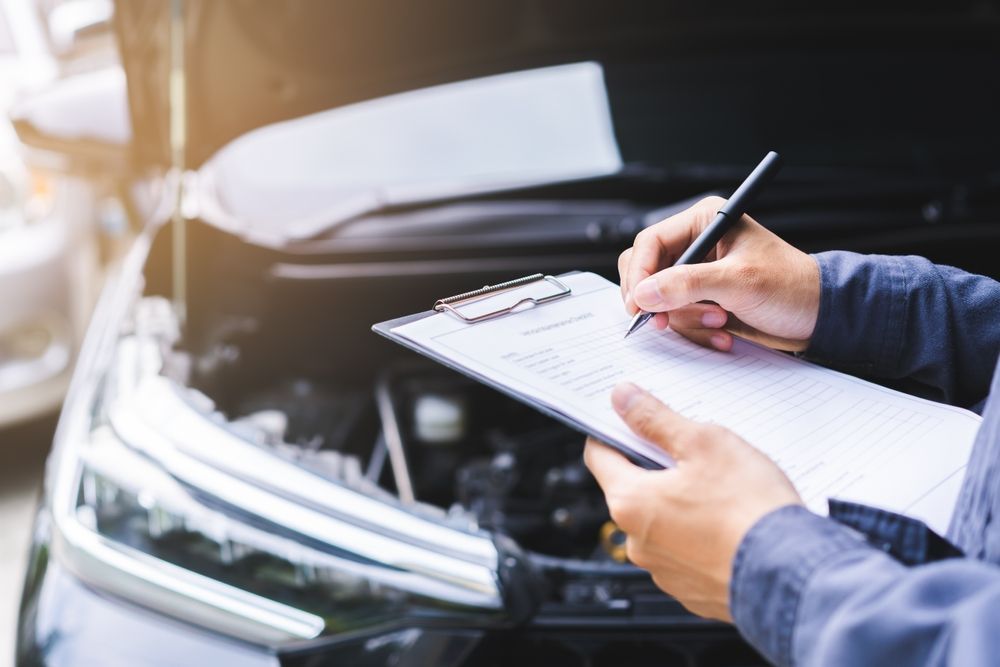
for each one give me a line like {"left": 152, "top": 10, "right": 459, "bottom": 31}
{"left": 619, "top": 152, "right": 823, "bottom": 352}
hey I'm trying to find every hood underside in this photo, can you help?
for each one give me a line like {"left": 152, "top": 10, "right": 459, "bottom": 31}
{"left": 113, "top": 0, "right": 998, "bottom": 169}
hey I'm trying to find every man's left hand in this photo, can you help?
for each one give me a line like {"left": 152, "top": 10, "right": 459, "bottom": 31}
{"left": 584, "top": 382, "right": 803, "bottom": 622}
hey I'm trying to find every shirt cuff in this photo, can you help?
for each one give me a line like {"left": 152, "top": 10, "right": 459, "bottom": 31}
{"left": 805, "top": 251, "right": 907, "bottom": 377}
{"left": 828, "top": 499, "right": 963, "bottom": 566}
{"left": 730, "top": 505, "right": 871, "bottom": 666}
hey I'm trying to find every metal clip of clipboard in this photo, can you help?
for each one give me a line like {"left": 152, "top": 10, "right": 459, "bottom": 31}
{"left": 433, "top": 273, "right": 572, "bottom": 324}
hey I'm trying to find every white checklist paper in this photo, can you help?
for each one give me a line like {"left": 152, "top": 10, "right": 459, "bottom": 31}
{"left": 389, "top": 272, "right": 980, "bottom": 533}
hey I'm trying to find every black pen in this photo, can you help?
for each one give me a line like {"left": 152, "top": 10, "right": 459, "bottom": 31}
{"left": 624, "top": 150, "right": 783, "bottom": 338}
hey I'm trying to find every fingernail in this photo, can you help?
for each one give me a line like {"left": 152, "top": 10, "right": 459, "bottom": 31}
{"left": 612, "top": 382, "right": 643, "bottom": 413}
{"left": 710, "top": 333, "right": 729, "bottom": 350}
{"left": 702, "top": 310, "right": 727, "bottom": 328}
{"left": 634, "top": 279, "right": 663, "bottom": 309}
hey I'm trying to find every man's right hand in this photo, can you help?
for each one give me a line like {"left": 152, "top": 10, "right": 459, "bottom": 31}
{"left": 619, "top": 196, "right": 821, "bottom": 352}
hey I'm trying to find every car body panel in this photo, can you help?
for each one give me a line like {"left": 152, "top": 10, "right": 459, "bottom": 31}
{"left": 113, "top": 0, "right": 1000, "bottom": 170}
{"left": 18, "top": 541, "right": 280, "bottom": 667}
{"left": 14, "top": 1, "right": 1000, "bottom": 665}
{"left": 0, "top": 219, "right": 73, "bottom": 425}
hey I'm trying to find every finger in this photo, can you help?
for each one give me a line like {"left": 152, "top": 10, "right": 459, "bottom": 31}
{"left": 653, "top": 312, "right": 669, "bottom": 330}
{"left": 633, "top": 259, "right": 734, "bottom": 313}
{"left": 662, "top": 303, "right": 729, "bottom": 331}
{"left": 671, "top": 326, "right": 734, "bottom": 352}
{"left": 617, "top": 248, "right": 633, "bottom": 306}
{"left": 669, "top": 309, "right": 801, "bottom": 352}
{"left": 610, "top": 383, "right": 700, "bottom": 459}
{"left": 584, "top": 437, "right": 643, "bottom": 491}
{"left": 624, "top": 198, "right": 723, "bottom": 312}
{"left": 722, "top": 314, "right": 808, "bottom": 353}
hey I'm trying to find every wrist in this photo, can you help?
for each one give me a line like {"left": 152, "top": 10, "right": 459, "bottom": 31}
{"left": 795, "top": 253, "right": 821, "bottom": 343}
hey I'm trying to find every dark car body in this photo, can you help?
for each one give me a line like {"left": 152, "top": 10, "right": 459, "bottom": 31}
{"left": 15, "top": 2, "right": 1000, "bottom": 665}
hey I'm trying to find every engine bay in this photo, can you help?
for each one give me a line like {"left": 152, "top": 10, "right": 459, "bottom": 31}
{"left": 223, "top": 363, "right": 616, "bottom": 561}
{"left": 155, "top": 191, "right": 1000, "bottom": 625}
{"left": 137, "top": 214, "right": 712, "bottom": 629}
{"left": 156, "top": 211, "right": 662, "bottom": 573}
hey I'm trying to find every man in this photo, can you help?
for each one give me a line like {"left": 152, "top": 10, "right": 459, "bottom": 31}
{"left": 585, "top": 196, "right": 1000, "bottom": 666}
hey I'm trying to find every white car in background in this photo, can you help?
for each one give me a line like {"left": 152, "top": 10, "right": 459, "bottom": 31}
{"left": 0, "top": 0, "right": 126, "bottom": 427}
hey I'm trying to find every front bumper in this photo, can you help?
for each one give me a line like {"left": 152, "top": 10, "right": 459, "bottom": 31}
{"left": 15, "top": 544, "right": 468, "bottom": 667}
{"left": 17, "top": 518, "right": 485, "bottom": 667}
{"left": 17, "top": 542, "right": 280, "bottom": 667}
{"left": 18, "top": 523, "right": 760, "bottom": 667}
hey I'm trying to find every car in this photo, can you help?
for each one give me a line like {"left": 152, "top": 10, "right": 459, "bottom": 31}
{"left": 15, "top": 1, "right": 1000, "bottom": 665}
{"left": 45, "top": 0, "right": 115, "bottom": 73}
{"left": 0, "top": 0, "right": 67, "bottom": 428}
{"left": 0, "top": 0, "right": 126, "bottom": 429}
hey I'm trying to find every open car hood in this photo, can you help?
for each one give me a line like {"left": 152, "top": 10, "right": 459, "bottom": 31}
{"left": 112, "top": 0, "right": 996, "bottom": 170}
{"left": 115, "top": 0, "right": 605, "bottom": 169}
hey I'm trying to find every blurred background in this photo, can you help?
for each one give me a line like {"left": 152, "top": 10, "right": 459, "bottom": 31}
{"left": 1, "top": 2, "right": 999, "bottom": 666}
{"left": 0, "top": 0, "right": 122, "bottom": 659}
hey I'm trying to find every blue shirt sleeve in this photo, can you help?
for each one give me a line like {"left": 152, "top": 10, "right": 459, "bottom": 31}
{"left": 731, "top": 506, "right": 1000, "bottom": 667}
{"left": 805, "top": 252, "right": 1000, "bottom": 407}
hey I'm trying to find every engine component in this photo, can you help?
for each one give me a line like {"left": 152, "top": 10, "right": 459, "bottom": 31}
{"left": 235, "top": 378, "right": 369, "bottom": 452}
{"left": 374, "top": 374, "right": 417, "bottom": 503}
{"left": 600, "top": 521, "right": 629, "bottom": 563}
{"left": 454, "top": 427, "right": 609, "bottom": 558}
{"left": 412, "top": 393, "right": 467, "bottom": 444}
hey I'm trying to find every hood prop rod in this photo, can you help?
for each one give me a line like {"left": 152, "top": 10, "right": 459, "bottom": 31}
{"left": 169, "top": 0, "right": 187, "bottom": 324}
{"left": 374, "top": 375, "right": 416, "bottom": 505}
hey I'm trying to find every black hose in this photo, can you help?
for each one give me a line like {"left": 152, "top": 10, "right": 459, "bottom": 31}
{"left": 525, "top": 550, "right": 647, "bottom": 577}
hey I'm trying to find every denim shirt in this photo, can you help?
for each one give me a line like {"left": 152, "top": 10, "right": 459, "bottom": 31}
{"left": 729, "top": 251, "right": 1000, "bottom": 666}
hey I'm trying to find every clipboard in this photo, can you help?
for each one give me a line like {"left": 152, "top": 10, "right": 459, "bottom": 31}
{"left": 372, "top": 272, "right": 663, "bottom": 469}
{"left": 374, "top": 269, "right": 985, "bottom": 534}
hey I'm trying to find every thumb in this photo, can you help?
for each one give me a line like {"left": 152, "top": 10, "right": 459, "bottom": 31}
{"left": 632, "top": 260, "right": 734, "bottom": 313}
{"left": 611, "top": 383, "right": 700, "bottom": 460}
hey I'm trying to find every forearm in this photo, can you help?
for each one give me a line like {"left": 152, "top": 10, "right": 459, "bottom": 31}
{"left": 805, "top": 251, "right": 1000, "bottom": 407}
{"left": 732, "top": 506, "right": 1000, "bottom": 667}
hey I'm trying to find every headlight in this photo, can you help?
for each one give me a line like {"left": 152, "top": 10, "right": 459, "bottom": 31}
{"left": 46, "top": 236, "right": 517, "bottom": 648}
{"left": 0, "top": 167, "right": 27, "bottom": 231}
{"left": 0, "top": 314, "right": 72, "bottom": 393}
{"left": 25, "top": 167, "right": 56, "bottom": 222}
{"left": 0, "top": 163, "right": 53, "bottom": 228}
